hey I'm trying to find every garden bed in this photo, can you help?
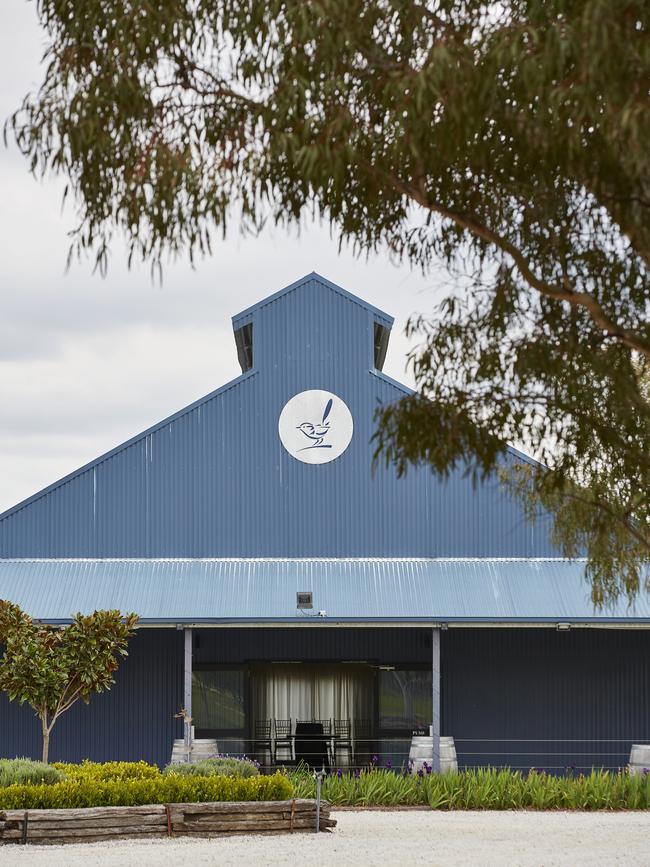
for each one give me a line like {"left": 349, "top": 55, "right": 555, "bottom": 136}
{"left": 287, "top": 767, "right": 650, "bottom": 809}
{"left": 0, "top": 799, "right": 335, "bottom": 844}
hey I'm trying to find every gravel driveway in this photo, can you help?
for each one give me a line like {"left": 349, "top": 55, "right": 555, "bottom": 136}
{"left": 1, "top": 810, "right": 648, "bottom": 866}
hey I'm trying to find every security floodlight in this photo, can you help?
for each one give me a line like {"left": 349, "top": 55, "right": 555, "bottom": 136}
{"left": 296, "top": 591, "right": 313, "bottom": 609}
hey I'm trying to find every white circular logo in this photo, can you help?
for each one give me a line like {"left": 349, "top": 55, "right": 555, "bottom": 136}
{"left": 278, "top": 390, "right": 353, "bottom": 464}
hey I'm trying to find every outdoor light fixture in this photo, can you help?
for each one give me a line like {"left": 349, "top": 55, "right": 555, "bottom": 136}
{"left": 296, "top": 591, "right": 313, "bottom": 609}
{"left": 556, "top": 622, "right": 572, "bottom": 632}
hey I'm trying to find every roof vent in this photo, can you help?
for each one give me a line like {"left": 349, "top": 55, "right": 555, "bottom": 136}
{"left": 234, "top": 322, "right": 253, "bottom": 372}
{"left": 373, "top": 322, "right": 389, "bottom": 371}
{"left": 296, "top": 591, "right": 313, "bottom": 609}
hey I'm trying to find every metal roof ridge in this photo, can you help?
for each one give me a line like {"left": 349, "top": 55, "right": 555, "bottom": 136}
{"left": 232, "top": 272, "right": 395, "bottom": 326}
{"left": 0, "top": 556, "right": 589, "bottom": 564}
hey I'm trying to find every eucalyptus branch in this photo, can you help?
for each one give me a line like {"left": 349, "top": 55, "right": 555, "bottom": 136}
{"left": 558, "top": 489, "right": 650, "bottom": 553}
{"left": 8, "top": 0, "right": 650, "bottom": 603}
{"left": 382, "top": 168, "right": 650, "bottom": 358}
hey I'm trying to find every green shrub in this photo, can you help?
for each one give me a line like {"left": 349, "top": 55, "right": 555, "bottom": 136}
{"left": 0, "top": 771, "right": 292, "bottom": 810}
{"left": 0, "top": 758, "right": 65, "bottom": 788}
{"left": 287, "top": 767, "right": 650, "bottom": 810}
{"left": 163, "top": 757, "right": 259, "bottom": 779}
{"left": 53, "top": 760, "right": 161, "bottom": 782}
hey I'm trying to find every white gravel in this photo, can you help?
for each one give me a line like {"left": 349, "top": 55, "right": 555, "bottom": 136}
{"left": 1, "top": 810, "right": 649, "bottom": 867}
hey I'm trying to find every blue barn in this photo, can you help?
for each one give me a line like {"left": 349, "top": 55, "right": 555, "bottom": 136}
{"left": 0, "top": 273, "right": 648, "bottom": 771}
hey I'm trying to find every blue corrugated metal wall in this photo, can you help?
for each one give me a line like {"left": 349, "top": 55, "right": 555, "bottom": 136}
{"left": 443, "top": 629, "right": 650, "bottom": 772}
{"left": 0, "top": 626, "right": 646, "bottom": 770}
{"left": 193, "top": 625, "right": 429, "bottom": 665}
{"left": 0, "top": 274, "right": 555, "bottom": 558}
{"left": 0, "top": 630, "right": 183, "bottom": 766}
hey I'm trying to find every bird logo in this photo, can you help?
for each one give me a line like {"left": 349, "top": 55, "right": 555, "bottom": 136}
{"left": 296, "top": 398, "right": 334, "bottom": 450}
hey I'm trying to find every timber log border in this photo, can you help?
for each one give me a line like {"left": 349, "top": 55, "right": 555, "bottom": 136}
{"left": 0, "top": 799, "right": 335, "bottom": 844}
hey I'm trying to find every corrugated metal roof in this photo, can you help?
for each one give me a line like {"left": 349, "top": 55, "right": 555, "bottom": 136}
{"left": 0, "top": 558, "right": 647, "bottom": 624}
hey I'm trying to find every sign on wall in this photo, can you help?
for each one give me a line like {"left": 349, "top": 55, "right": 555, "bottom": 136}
{"left": 278, "top": 390, "right": 354, "bottom": 464}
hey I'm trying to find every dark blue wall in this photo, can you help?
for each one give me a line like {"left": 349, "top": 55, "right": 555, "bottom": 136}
{"left": 0, "top": 630, "right": 182, "bottom": 767}
{"left": 0, "top": 626, "right": 646, "bottom": 771}
{"left": 443, "top": 628, "right": 650, "bottom": 772}
{"left": 0, "top": 275, "right": 555, "bottom": 558}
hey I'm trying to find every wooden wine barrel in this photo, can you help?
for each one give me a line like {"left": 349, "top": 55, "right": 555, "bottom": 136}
{"left": 408, "top": 735, "right": 458, "bottom": 773}
{"left": 170, "top": 738, "right": 219, "bottom": 764}
{"left": 628, "top": 744, "right": 650, "bottom": 776}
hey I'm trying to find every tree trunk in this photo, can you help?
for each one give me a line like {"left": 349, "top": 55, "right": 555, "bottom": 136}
{"left": 41, "top": 718, "right": 50, "bottom": 764}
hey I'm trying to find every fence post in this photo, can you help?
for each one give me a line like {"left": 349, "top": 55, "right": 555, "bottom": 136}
{"left": 314, "top": 767, "right": 325, "bottom": 833}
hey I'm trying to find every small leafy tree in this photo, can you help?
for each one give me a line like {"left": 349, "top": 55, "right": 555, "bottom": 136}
{"left": 0, "top": 601, "right": 138, "bottom": 763}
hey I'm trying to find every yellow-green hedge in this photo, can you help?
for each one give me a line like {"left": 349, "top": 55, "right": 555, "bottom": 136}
{"left": 53, "top": 760, "right": 160, "bottom": 782}
{"left": 0, "top": 771, "right": 292, "bottom": 809}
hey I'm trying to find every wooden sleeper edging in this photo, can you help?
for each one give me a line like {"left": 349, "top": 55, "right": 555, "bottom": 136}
{"left": 0, "top": 799, "right": 335, "bottom": 845}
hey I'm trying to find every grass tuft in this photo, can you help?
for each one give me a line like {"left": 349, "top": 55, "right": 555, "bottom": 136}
{"left": 163, "top": 756, "right": 260, "bottom": 778}
{"left": 286, "top": 766, "right": 650, "bottom": 810}
{"left": 0, "top": 758, "right": 64, "bottom": 787}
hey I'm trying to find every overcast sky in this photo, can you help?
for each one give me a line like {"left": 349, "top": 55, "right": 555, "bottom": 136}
{"left": 0, "top": 1, "right": 445, "bottom": 515}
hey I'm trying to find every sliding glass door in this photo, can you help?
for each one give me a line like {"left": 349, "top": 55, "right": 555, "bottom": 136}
{"left": 191, "top": 663, "right": 433, "bottom": 768}
{"left": 377, "top": 667, "right": 432, "bottom": 769}
{"left": 192, "top": 666, "right": 248, "bottom": 754}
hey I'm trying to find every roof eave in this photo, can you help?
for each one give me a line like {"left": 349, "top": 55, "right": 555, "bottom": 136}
{"left": 37, "top": 616, "right": 650, "bottom": 628}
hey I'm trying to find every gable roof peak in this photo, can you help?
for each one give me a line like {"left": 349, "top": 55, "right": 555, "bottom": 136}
{"left": 231, "top": 272, "right": 394, "bottom": 328}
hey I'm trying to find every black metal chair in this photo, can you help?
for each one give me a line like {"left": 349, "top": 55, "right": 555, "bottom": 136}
{"left": 333, "top": 718, "right": 353, "bottom": 766}
{"left": 252, "top": 719, "right": 273, "bottom": 766}
{"left": 274, "top": 718, "right": 293, "bottom": 764}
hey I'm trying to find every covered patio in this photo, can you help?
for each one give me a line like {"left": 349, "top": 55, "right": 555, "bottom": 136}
{"left": 191, "top": 653, "right": 435, "bottom": 771}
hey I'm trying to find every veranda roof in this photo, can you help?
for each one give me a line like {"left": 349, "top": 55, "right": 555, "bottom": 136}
{"left": 0, "top": 558, "right": 648, "bottom": 626}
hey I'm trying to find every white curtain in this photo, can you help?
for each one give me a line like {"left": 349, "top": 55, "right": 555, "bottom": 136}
{"left": 252, "top": 664, "right": 373, "bottom": 729}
